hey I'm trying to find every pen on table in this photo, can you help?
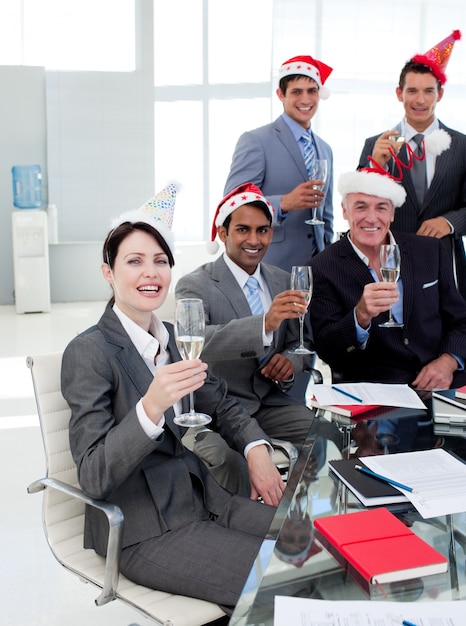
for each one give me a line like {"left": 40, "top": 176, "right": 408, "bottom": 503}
{"left": 402, "top": 620, "right": 418, "bottom": 626}
{"left": 354, "top": 464, "right": 414, "bottom": 493}
{"left": 331, "top": 385, "right": 363, "bottom": 403}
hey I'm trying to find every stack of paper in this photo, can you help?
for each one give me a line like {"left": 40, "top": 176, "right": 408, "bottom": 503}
{"left": 362, "top": 448, "right": 466, "bottom": 518}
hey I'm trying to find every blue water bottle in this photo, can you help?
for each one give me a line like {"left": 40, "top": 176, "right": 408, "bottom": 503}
{"left": 12, "top": 165, "right": 43, "bottom": 209}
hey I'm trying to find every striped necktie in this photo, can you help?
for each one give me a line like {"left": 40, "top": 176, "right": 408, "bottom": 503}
{"left": 411, "top": 133, "right": 427, "bottom": 204}
{"left": 245, "top": 277, "right": 264, "bottom": 315}
{"left": 302, "top": 132, "right": 316, "bottom": 179}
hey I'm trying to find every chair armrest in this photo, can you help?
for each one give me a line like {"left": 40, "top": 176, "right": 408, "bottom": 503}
{"left": 309, "top": 368, "right": 323, "bottom": 384}
{"left": 28, "top": 477, "right": 124, "bottom": 606}
{"left": 269, "top": 438, "right": 299, "bottom": 472}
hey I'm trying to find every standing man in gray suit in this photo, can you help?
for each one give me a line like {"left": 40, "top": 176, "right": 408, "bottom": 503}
{"left": 176, "top": 183, "right": 340, "bottom": 492}
{"left": 224, "top": 55, "right": 335, "bottom": 273}
{"left": 357, "top": 30, "right": 466, "bottom": 297}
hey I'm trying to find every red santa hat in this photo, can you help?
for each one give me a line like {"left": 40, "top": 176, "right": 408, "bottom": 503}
{"left": 411, "top": 30, "right": 461, "bottom": 85}
{"left": 278, "top": 55, "right": 333, "bottom": 99}
{"left": 206, "top": 183, "right": 274, "bottom": 254}
{"left": 338, "top": 170, "right": 407, "bottom": 208}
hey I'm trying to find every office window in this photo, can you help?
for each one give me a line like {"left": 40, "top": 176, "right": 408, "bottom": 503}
{"left": 153, "top": 0, "right": 274, "bottom": 241}
{"left": 0, "top": 0, "right": 135, "bottom": 71}
{"left": 154, "top": 100, "right": 204, "bottom": 241}
{"left": 273, "top": 0, "right": 466, "bottom": 234}
{"left": 207, "top": 2, "right": 273, "bottom": 85}
{"left": 154, "top": 0, "right": 203, "bottom": 86}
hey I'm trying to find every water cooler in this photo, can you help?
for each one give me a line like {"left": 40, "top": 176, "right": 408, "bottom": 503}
{"left": 12, "top": 210, "right": 51, "bottom": 313}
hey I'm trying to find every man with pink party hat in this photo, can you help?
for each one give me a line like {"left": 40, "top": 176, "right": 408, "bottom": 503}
{"left": 358, "top": 30, "right": 466, "bottom": 297}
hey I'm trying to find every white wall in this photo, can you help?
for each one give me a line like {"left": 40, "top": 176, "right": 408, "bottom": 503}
{"left": 49, "top": 241, "right": 221, "bottom": 303}
{"left": 1, "top": 0, "right": 155, "bottom": 306}
{"left": 0, "top": 66, "right": 47, "bottom": 305}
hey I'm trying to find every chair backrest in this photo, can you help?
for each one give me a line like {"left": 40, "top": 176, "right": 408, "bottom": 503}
{"left": 27, "top": 353, "right": 86, "bottom": 558}
{"left": 27, "top": 352, "right": 226, "bottom": 626}
{"left": 28, "top": 352, "right": 76, "bottom": 484}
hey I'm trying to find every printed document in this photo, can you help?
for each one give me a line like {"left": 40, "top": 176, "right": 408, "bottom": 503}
{"left": 274, "top": 597, "right": 466, "bottom": 625}
{"left": 362, "top": 448, "right": 466, "bottom": 518}
{"left": 311, "top": 383, "right": 427, "bottom": 409}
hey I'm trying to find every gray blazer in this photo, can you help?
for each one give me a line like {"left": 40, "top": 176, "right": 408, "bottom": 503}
{"left": 175, "top": 256, "right": 313, "bottom": 415}
{"left": 62, "top": 305, "right": 270, "bottom": 554}
{"left": 224, "top": 115, "right": 334, "bottom": 271}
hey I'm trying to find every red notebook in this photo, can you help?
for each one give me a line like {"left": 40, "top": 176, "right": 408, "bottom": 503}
{"left": 314, "top": 508, "right": 448, "bottom": 592}
{"left": 309, "top": 398, "right": 390, "bottom": 424}
{"left": 455, "top": 384, "right": 466, "bottom": 400}
{"left": 309, "top": 398, "right": 380, "bottom": 417}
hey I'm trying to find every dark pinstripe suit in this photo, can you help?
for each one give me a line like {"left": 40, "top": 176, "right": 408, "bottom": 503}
{"left": 358, "top": 121, "right": 466, "bottom": 296}
{"left": 309, "top": 232, "right": 466, "bottom": 386}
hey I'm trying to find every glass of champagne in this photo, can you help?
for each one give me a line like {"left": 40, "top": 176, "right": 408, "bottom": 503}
{"left": 378, "top": 244, "right": 403, "bottom": 328}
{"left": 173, "top": 298, "right": 212, "bottom": 426}
{"left": 305, "top": 159, "right": 328, "bottom": 225}
{"left": 288, "top": 266, "right": 314, "bottom": 355}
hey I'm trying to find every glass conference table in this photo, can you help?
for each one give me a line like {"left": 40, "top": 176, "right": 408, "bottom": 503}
{"left": 229, "top": 398, "right": 466, "bottom": 626}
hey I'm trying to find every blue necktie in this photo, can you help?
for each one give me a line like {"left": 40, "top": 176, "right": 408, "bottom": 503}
{"left": 245, "top": 277, "right": 264, "bottom": 315}
{"left": 302, "top": 132, "right": 316, "bottom": 179}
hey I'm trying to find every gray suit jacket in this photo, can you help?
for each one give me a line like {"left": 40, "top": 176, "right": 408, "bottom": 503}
{"left": 62, "top": 305, "right": 270, "bottom": 554}
{"left": 175, "top": 256, "right": 313, "bottom": 415}
{"left": 358, "top": 121, "right": 466, "bottom": 294}
{"left": 224, "top": 115, "right": 334, "bottom": 271}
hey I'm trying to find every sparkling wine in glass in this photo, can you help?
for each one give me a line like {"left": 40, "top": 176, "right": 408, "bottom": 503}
{"left": 378, "top": 244, "right": 403, "bottom": 328}
{"left": 174, "top": 298, "right": 212, "bottom": 427}
{"left": 305, "top": 159, "right": 328, "bottom": 225}
{"left": 288, "top": 266, "right": 314, "bottom": 355}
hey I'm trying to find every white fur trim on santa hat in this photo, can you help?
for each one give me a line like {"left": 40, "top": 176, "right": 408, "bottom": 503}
{"left": 215, "top": 191, "right": 273, "bottom": 228}
{"left": 424, "top": 129, "right": 451, "bottom": 156}
{"left": 338, "top": 170, "right": 407, "bottom": 208}
{"left": 278, "top": 56, "right": 332, "bottom": 100}
{"left": 279, "top": 60, "right": 323, "bottom": 86}
{"left": 317, "top": 86, "right": 330, "bottom": 100}
{"left": 206, "top": 240, "right": 220, "bottom": 254}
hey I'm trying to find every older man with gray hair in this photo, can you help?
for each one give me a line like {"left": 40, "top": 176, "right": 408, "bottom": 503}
{"left": 309, "top": 169, "right": 466, "bottom": 390}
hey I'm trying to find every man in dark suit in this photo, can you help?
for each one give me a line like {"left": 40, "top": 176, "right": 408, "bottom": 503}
{"left": 357, "top": 31, "right": 466, "bottom": 297}
{"left": 309, "top": 169, "right": 466, "bottom": 390}
{"left": 224, "top": 55, "right": 334, "bottom": 273}
{"left": 176, "top": 183, "right": 338, "bottom": 491}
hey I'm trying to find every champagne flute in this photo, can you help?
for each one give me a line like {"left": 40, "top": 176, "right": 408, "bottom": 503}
{"left": 305, "top": 159, "right": 328, "bottom": 225}
{"left": 378, "top": 244, "right": 403, "bottom": 328}
{"left": 173, "top": 298, "right": 212, "bottom": 427}
{"left": 288, "top": 266, "right": 314, "bottom": 355}
{"left": 376, "top": 431, "right": 400, "bottom": 455}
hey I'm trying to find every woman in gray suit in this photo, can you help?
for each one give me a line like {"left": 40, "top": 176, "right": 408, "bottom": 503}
{"left": 61, "top": 191, "right": 284, "bottom": 612}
